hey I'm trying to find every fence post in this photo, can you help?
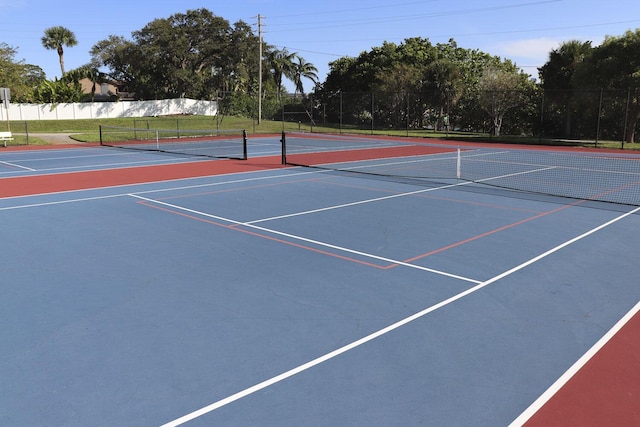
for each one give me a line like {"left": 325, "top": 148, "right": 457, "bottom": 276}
{"left": 595, "top": 88, "right": 603, "bottom": 147}
{"left": 406, "top": 92, "right": 410, "bottom": 137}
{"left": 280, "top": 131, "right": 286, "bottom": 164}
{"left": 242, "top": 129, "right": 248, "bottom": 160}
{"left": 371, "top": 92, "right": 374, "bottom": 135}
{"left": 622, "top": 87, "right": 631, "bottom": 149}
{"left": 339, "top": 92, "right": 343, "bottom": 133}
{"left": 539, "top": 91, "right": 545, "bottom": 143}
{"left": 310, "top": 94, "right": 314, "bottom": 133}
{"left": 215, "top": 91, "right": 220, "bottom": 130}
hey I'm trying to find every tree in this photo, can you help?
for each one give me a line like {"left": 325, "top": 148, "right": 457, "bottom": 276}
{"left": 267, "top": 48, "right": 297, "bottom": 99}
{"left": 41, "top": 26, "right": 78, "bottom": 75}
{"left": 0, "top": 43, "right": 46, "bottom": 102}
{"left": 477, "top": 66, "right": 531, "bottom": 136}
{"left": 320, "top": 39, "right": 433, "bottom": 127}
{"left": 539, "top": 40, "right": 593, "bottom": 138}
{"left": 64, "top": 65, "right": 108, "bottom": 101}
{"left": 92, "top": 9, "right": 267, "bottom": 101}
{"left": 90, "top": 35, "right": 139, "bottom": 87}
{"left": 575, "top": 29, "right": 640, "bottom": 143}
{"left": 423, "top": 59, "right": 464, "bottom": 130}
{"left": 540, "top": 40, "right": 592, "bottom": 90}
{"left": 223, "top": 21, "right": 261, "bottom": 93}
{"left": 32, "top": 78, "right": 82, "bottom": 104}
{"left": 433, "top": 40, "right": 516, "bottom": 132}
{"left": 132, "top": 8, "right": 232, "bottom": 99}
{"left": 292, "top": 56, "right": 318, "bottom": 95}
{"left": 319, "top": 37, "right": 528, "bottom": 131}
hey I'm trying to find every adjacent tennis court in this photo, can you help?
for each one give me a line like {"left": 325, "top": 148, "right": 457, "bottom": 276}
{"left": 1, "top": 133, "right": 639, "bottom": 426}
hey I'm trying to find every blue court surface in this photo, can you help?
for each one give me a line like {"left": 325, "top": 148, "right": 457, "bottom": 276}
{"left": 1, "top": 137, "right": 640, "bottom": 426}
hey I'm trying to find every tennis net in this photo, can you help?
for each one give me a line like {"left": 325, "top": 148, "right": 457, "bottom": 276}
{"left": 99, "top": 126, "right": 248, "bottom": 160}
{"left": 281, "top": 131, "right": 640, "bottom": 206}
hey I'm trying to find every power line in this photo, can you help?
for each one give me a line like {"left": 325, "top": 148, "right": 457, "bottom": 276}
{"left": 264, "top": 0, "right": 563, "bottom": 33}
{"left": 266, "top": 0, "right": 441, "bottom": 19}
{"left": 268, "top": 18, "right": 640, "bottom": 59}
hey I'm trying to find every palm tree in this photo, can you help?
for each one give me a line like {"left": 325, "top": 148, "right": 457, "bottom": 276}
{"left": 292, "top": 56, "right": 318, "bottom": 95}
{"left": 63, "top": 65, "right": 104, "bottom": 101}
{"left": 268, "top": 48, "right": 297, "bottom": 100}
{"left": 41, "top": 26, "right": 78, "bottom": 75}
{"left": 539, "top": 40, "right": 592, "bottom": 138}
{"left": 424, "top": 59, "right": 463, "bottom": 130}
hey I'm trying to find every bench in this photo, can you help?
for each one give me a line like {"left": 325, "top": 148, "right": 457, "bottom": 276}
{"left": 0, "top": 131, "right": 13, "bottom": 147}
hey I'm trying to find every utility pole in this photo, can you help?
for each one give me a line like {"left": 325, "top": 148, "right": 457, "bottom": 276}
{"left": 257, "top": 14, "right": 263, "bottom": 124}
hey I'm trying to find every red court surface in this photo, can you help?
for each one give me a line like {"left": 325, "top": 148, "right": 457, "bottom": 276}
{"left": 522, "top": 302, "right": 640, "bottom": 426}
{"left": 0, "top": 155, "right": 284, "bottom": 198}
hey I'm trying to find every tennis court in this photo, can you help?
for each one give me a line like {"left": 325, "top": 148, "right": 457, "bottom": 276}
{"left": 1, "top": 133, "right": 639, "bottom": 426}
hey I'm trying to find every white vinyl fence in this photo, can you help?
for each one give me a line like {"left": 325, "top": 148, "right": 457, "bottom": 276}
{"left": 0, "top": 98, "right": 218, "bottom": 121}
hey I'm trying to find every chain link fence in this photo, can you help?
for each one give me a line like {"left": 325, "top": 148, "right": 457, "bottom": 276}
{"left": 216, "top": 88, "right": 640, "bottom": 147}
{"left": 1, "top": 121, "right": 30, "bottom": 146}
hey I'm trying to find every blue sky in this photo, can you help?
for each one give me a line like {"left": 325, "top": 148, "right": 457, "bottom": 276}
{"left": 2, "top": 0, "right": 640, "bottom": 92}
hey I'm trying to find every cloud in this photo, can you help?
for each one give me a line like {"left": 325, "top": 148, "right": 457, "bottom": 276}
{"left": 497, "top": 37, "right": 563, "bottom": 64}
{"left": 491, "top": 36, "right": 609, "bottom": 79}
{"left": 0, "top": 0, "right": 25, "bottom": 8}
{"left": 0, "top": 0, "right": 26, "bottom": 16}
{"left": 496, "top": 35, "right": 607, "bottom": 64}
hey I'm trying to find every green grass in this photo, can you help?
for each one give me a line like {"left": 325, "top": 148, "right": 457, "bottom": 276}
{"left": 4, "top": 116, "right": 324, "bottom": 144}
{"left": 3, "top": 115, "right": 638, "bottom": 150}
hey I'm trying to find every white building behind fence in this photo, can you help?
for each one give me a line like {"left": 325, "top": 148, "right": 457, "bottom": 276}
{"left": 0, "top": 98, "right": 218, "bottom": 121}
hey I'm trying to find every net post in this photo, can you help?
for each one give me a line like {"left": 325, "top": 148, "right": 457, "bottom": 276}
{"left": 99, "top": 125, "right": 103, "bottom": 145}
{"left": 281, "top": 131, "right": 287, "bottom": 165}
{"left": 456, "top": 147, "right": 461, "bottom": 180}
{"left": 242, "top": 129, "right": 248, "bottom": 160}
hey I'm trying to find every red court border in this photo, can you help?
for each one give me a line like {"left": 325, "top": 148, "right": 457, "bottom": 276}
{"left": 0, "top": 154, "right": 285, "bottom": 198}
{"left": 522, "top": 303, "right": 640, "bottom": 426}
{"left": 0, "top": 137, "right": 628, "bottom": 198}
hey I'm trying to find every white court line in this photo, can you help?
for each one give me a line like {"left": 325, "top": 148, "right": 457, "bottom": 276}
{"left": 0, "top": 147, "right": 100, "bottom": 157}
{"left": 129, "top": 194, "right": 481, "bottom": 284}
{"left": 0, "top": 193, "right": 129, "bottom": 210}
{"left": 0, "top": 157, "right": 202, "bottom": 176}
{"left": 0, "top": 160, "right": 36, "bottom": 171}
{"left": 0, "top": 146, "right": 212, "bottom": 175}
{"left": 509, "top": 299, "right": 640, "bottom": 427}
{"left": 159, "top": 205, "right": 640, "bottom": 427}
{"left": 2, "top": 150, "right": 142, "bottom": 163}
{"left": 249, "top": 165, "right": 561, "bottom": 225}
{"left": 247, "top": 180, "right": 470, "bottom": 224}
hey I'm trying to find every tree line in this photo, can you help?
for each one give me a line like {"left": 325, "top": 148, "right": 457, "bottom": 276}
{"left": 315, "top": 32, "right": 640, "bottom": 142}
{"left": 0, "top": 7, "right": 638, "bottom": 142}
{"left": 0, "top": 9, "right": 318, "bottom": 105}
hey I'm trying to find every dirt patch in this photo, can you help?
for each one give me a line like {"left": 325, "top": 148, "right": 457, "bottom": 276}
{"left": 31, "top": 133, "right": 82, "bottom": 144}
